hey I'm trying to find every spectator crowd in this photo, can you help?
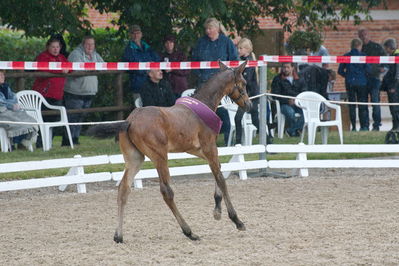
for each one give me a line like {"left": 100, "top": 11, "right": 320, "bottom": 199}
{"left": 1, "top": 21, "right": 399, "bottom": 150}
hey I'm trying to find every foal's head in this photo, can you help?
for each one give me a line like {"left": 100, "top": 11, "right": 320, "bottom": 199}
{"left": 219, "top": 61, "right": 252, "bottom": 112}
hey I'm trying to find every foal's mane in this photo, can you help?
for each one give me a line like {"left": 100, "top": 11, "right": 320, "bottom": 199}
{"left": 192, "top": 68, "right": 235, "bottom": 111}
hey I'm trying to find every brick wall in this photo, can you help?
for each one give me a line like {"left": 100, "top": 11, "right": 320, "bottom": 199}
{"left": 87, "top": 9, "right": 118, "bottom": 29}
{"left": 256, "top": 0, "right": 399, "bottom": 99}
{"left": 323, "top": 20, "right": 399, "bottom": 95}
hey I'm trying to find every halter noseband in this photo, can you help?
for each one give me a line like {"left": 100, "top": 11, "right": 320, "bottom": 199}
{"left": 227, "top": 67, "right": 245, "bottom": 102}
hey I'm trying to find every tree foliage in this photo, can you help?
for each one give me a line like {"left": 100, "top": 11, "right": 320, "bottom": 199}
{"left": 0, "top": 0, "right": 387, "bottom": 50}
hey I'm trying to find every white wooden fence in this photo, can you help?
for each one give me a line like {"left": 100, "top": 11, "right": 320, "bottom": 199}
{"left": 267, "top": 143, "right": 399, "bottom": 177}
{"left": 0, "top": 144, "right": 267, "bottom": 193}
{"left": 2, "top": 143, "right": 399, "bottom": 193}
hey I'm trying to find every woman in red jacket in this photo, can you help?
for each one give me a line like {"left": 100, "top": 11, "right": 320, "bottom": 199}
{"left": 33, "top": 37, "right": 69, "bottom": 105}
{"left": 32, "top": 36, "right": 69, "bottom": 148}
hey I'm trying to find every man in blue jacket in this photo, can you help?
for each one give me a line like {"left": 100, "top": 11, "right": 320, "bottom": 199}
{"left": 122, "top": 25, "right": 160, "bottom": 100}
{"left": 338, "top": 38, "right": 371, "bottom": 131}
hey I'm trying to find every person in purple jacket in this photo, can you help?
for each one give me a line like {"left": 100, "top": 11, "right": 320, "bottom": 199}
{"left": 159, "top": 35, "right": 190, "bottom": 98}
{"left": 338, "top": 38, "right": 371, "bottom": 131}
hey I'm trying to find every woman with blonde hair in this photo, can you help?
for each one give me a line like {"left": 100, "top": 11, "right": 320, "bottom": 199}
{"left": 234, "top": 38, "right": 260, "bottom": 144}
{"left": 192, "top": 17, "right": 238, "bottom": 85}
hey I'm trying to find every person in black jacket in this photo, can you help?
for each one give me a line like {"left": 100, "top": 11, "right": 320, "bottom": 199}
{"left": 381, "top": 38, "right": 399, "bottom": 131}
{"left": 139, "top": 69, "right": 176, "bottom": 107}
{"left": 234, "top": 38, "right": 260, "bottom": 144}
{"left": 358, "top": 28, "right": 386, "bottom": 131}
{"left": 299, "top": 64, "right": 336, "bottom": 99}
{"left": 271, "top": 62, "right": 307, "bottom": 137}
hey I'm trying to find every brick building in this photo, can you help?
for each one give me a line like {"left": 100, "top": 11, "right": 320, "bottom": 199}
{"left": 256, "top": 0, "right": 399, "bottom": 93}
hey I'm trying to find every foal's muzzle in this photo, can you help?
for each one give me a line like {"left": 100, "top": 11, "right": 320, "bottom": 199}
{"left": 243, "top": 100, "right": 252, "bottom": 112}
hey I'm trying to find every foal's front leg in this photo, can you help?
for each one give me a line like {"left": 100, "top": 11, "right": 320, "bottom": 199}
{"left": 155, "top": 159, "right": 200, "bottom": 241}
{"left": 205, "top": 147, "right": 246, "bottom": 231}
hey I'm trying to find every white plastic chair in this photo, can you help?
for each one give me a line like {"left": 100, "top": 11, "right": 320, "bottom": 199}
{"left": 0, "top": 126, "right": 34, "bottom": 152}
{"left": 295, "top": 91, "right": 343, "bottom": 145}
{"left": 242, "top": 112, "right": 258, "bottom": 145}
{"left": 16, "top": 90, "right": 74, "bottom": 151}
{"left": 181, "top": 89, "right": 196, "bottom": 97}
{"left": 221, "top": 96, "right": 238, "bottom": 146}
{"left": 0, "top": 127, "right": 12, "bottom": 152}
{"left": 221, "top": 96, "right": 257, "bottom": 146}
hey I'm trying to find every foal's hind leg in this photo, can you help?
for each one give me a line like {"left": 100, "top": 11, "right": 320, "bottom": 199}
{"left": 153, "top": 158, "right": 200, "bottom": 241}
{"left": 213, "top": 184, "right": 222, "bottom": 220}
{"left": 204, "top": 146, "right": 245, "bottom": 231}
{"left": 114, "top": 132, "right": 144, "bottom": 243}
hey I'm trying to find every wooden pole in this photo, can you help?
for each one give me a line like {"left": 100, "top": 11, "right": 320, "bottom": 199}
{"left": 115, "top": 73, "right": 124, "bottom": 120}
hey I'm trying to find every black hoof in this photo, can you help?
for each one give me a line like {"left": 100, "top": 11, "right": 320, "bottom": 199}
{"left": 114, "top": 232, "right": 123, "bottom": 243}
{"left": 236, "top": 222, "right": 246, "bottom": 231}
{"left": 183, "top": 231, "right": 200, "bottom": 241}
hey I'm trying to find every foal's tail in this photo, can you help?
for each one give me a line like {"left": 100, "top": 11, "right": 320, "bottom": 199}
{"left": 86, "top": 121, "right": 130, "bottom": 139}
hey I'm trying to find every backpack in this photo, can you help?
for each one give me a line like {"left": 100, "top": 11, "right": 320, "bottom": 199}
{"left": 385, "top": 130, "right": 399, "bottom": 144}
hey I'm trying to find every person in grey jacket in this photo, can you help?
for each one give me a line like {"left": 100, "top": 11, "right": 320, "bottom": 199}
{"left": 62, "top": 35, "right": 104, "bottom": 145}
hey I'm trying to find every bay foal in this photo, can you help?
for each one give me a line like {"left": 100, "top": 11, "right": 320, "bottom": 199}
{"left": 90, "top": 61, "right": 251, "bottom": 242}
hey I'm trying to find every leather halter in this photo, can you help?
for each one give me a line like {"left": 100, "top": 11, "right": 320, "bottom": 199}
{"left": 227, "top": 67, "right": 245, "bottom": 103}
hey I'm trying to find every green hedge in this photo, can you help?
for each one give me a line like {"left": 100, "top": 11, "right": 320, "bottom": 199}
{"left": 0, "top": 30, "right": 46, "bottom": 61}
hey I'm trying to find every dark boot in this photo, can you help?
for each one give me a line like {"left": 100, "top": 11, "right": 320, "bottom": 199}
{"left": 72, "top": 137, "right": 80, "bottom": 145}
{"left": 36, "top": 137, "right": 43, "bottom": 148}
{"left": 61, "top": 136, "right": 70, "bottom": 146}
{"left": 392, "top": 112, "right": 399, "bottom": 131}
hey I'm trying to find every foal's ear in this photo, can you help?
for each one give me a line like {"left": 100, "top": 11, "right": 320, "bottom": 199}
{"left": 236, "top": 60, "right": 248, "bottom": 74}
{"left": 219, "top": 60, "right": 229, "bottom": 71}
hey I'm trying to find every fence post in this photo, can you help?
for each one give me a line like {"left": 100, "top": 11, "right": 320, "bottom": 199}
{"left": 16, "top": 77, "right": 25, "bottom": 91}
{"left": 222, "top": 144, "right": 248, "bottom": 180}
{"left": 115, "top": 72, "right": 124, "bottom": 120}
{"left": 58, "top": 155, "right": 87, "bottom": 193}
{"left": 259, "top": 56, "right": 268, "bottom": 160}
{"left": 295, "top": 143, "right": 309, "bottom": 177}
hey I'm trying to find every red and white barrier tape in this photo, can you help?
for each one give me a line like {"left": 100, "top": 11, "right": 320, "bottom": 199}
{"left": 0, "top": 60, "right": 262, "bottom": 71}
{"left": 258, "top": 55, "right": 399, "bottom": 64}
{"left": 1, "top": 56, "right": 398, "bottom": 71}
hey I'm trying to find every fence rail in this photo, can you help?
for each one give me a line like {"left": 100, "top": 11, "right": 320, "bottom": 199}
{"left": 2, "top": 143, "right": 399, "bottom": 193}
{"left": 0, "top": 144, "right": 267, "bottom": 193}
{"left": 266, "top": 143, "right": 399, "bottom": 177}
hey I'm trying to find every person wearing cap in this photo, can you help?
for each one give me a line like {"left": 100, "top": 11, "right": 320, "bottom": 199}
{"left": 122, "top": 24, "right": 160, "bottom": 99}
{"left": 160, "top": 35, "right": 190, "bottom": 98}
